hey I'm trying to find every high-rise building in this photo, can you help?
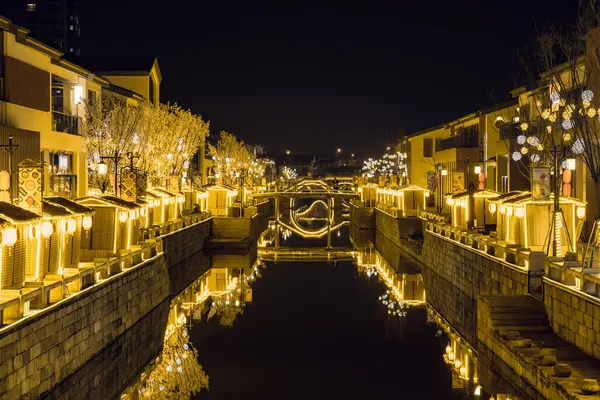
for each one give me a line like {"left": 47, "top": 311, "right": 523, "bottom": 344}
{"left": 2, "top": 0, "right": 81, "bottom": 55}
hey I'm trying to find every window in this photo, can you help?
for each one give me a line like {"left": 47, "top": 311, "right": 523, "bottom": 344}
{"left": 423, "top": 138, "right": 433, "bottom": 158}
{"left": 69, "top": 48, "right": 73, "bottom": 53}
{"left": 69, "top": 25, "right": 73, "bottom": 30}
{"left": 26, "top": 4, "right": 36, "bottom": 12}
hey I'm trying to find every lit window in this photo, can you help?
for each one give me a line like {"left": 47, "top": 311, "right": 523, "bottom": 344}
{"left": 27, "top": 3, "right": 36, "bottom": 12}
{"left": 69, "top": 48, "right": 73, "bottom": 52}
{"left": 69, "top": 25, "right": 73, "bottom": 30}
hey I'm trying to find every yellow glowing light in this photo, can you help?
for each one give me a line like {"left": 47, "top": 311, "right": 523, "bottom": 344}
{"left": 565, "top": 158, "right": 576, "bottom": 170}
{"left": 446, "top": 197, "right": 455, "bottom": 206}
{"left": 2, "top": 227, "right": 17, "bottom": 246}
{"left": 154, "top": 199, "right": 160, "bottom": 207}
{"left": 515, "top": 207, "right": 524, "bottom": 219}
{"left": 577, "top": 206, "right": 586, "bottom": 219}
{"left": 441, "top": 169, "right": 448, "bottom": 176}
{"left": 140, "top": 208, "right": 147, "bottom": 217}
{"left": 499, "top": 204, "right": 506, "bottom": 214}
{"left": 506, "top": 206, "right": 513, "bottom": 217}
{"left": 473, "top": 165, "right": 481, "bottom": 174}
{"left": 66, "top": 218, "right": 76, "bottom": 234}
{"left": 41, "top": 221, "right": 53, "bottom": 238}
{"left": 82, "top": 215, "right": 92, "bottom": 230}
{"left": 119, "top": 211, "right": 128, "bottom": 223}
{"left": 129, "top": 210, "right": 136, "bottom": 219}
{"left": 488, "top": 203, "right": 496, "bottom": 213}
{"left": 563, "top": 132, "right": 571, "bottom": 141}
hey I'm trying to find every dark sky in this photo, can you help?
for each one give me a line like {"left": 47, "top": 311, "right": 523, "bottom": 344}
{"left": 9, "top": 1, "right": 581, "bottom": 155}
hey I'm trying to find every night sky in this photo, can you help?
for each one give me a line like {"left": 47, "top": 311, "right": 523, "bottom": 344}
{"left": 7, "top": 1, "right": 579, "bottom": 155}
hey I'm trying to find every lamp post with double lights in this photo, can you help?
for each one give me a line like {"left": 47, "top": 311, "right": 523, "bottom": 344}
{"left": 97, "top": 151, "right": 122, "bottom": 197}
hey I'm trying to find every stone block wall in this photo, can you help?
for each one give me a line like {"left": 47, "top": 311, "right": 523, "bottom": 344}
{"left": 0, "top": 254, "right": 170, "bottom": 399}
{"left": 40, "top": 298, "right": 170, "bottom": 400}
{"left": 544, "top": 278, "right": 600, "bottom": 359}
{"left": 423, "top": 231, "right": 530, "bottom": 299}
{"left": 161, "top": 218, "right": 211, "bottom": 268}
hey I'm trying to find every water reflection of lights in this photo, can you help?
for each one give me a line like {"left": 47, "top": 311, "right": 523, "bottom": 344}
{"left": 378, "top": 290, "right": 407, "bottom": 317}
{"left": 126, "top": 261, "right": 267, "bottom": 399}
{"left": 429, "top": 305, "right": 481, "bottom": 397}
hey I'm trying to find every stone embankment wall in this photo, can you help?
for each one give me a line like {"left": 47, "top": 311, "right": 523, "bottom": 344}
{"left": 544, "top": 278, "right": 600, "bottom": 359}
{"left": 349, "top": 203, "right": 374, "bottom": 230}
{"left": 0, "top": 254, "right": 170, "bottom": 399}
{"left": 421, "top": 230, "right": 530, "bottom": 344}
{"left": 41, "top": 298, "right": 170, "bottom": 400}
{"left": 0, "top": 217, "right": 214, "bottom": 399}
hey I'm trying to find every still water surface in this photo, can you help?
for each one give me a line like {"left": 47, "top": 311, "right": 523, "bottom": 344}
{"left": 114, "top": 223, "right": 528, "bottom": 399}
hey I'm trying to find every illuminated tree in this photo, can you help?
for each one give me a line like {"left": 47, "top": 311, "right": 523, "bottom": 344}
{"left": 208, "top": 131, "right": 253, "bottom": 186}
{"left": 280, "top": 166, "right": 298, "bottom": 185}
{"left": 511, "top": 1, "right": 600, "bottom": 261}
{"left": 81, "top": 95, "right": 144, "bottom": 193}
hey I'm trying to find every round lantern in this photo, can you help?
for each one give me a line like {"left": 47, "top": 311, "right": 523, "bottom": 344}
{"left": 119, "top": 211, "right": 128, "bottom": 223}
{"left": 2, "top": 227, "right": 17, "bottom": 246}
{"left": 563, "top": 183, "right": 572, "bottom": 197}
{"left": 140, "top": 208, "right": 147, "bottom": 217}
{"left": 499, "top": 204, "right": 506, "bottom": 214}
{"left": 515, "top": 207, "right": 524, "bottom": 219}
{"left": 41, "top": 221, "right": 53, "bottom": 238}
{"left": 154, "top": 199, "right": 160, "bottom": 207}
{"left": 506, "top": 206, "right": 514, "bottom": 217}
{"left": 446, "top": 197, "right": 455, "bottom": 206}
{"left": 577, "top": 206, "right": 586, "bottom": 220}
{"left": 66, "top": 219, "right": 76, "bottom": 234}
{"left": 82, "top": 215, "right": 92, "bottom": 230}
{"left": 489, "top": 203, "right": 497, "bottom": 213}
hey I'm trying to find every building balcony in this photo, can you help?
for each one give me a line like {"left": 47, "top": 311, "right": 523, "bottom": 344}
{"left": 438, "top": 134, "right": 478, "bottom": 151}
{"left": 52, "top": 111, "right": 80, "bottom": 135}
{"left": 49, "top": 174, "right": 78, "bottom": 199}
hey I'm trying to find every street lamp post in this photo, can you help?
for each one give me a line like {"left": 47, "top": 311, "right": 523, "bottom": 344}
{"left": 98, "top": 151, "right": 122, "bottom": 197}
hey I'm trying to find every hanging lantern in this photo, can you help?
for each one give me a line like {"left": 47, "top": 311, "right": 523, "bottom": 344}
{"left": 154, "top": 199, "right": 161, "bottom": 207}
{"left": 129, "top": 210, "right": 136, "bottom": 219}
{"left": 563, "top": 169, "right": 572, "bottom": 183}
{"left": 2, "top": 227, "right": 17, "bottom": 246}
{"left": 446, "top": 197, "right": 454, "bottom": 206}
{"left": 66, "top": 219, "right": 76, "bottom": 234}
{"left": 577, "top": 206, "right": 586, "bottom": 220}
{"left": 41, "top": 221, "right": 53, "bottom": 238}
{"left": 489, "top": 203, "right": 497, "bottom": 213}
{"left": 82, "top": 215, "right": 92, "bottom": 230}
{"left": 473, "top": 165, "right": 482, "bottom": 174}
{"left": 515, "top": 207, "right": 524, "bottom": 219}
{"left": 499, "top": 204, "right": 506, "bottom": 214}
{"left": 506, "top": 206, "right": 514, "bottom": 217}
{"left": 140, "top": 207, "right": 147, "bottom": 217}
{"left": 177, "top": 196, "right": 185, "bottom": 204}
{"left": 98, "top": 161, "right": 108, "bottom": 176}
{"left": 119, "top": 211, "right": 128, "bottom": 223}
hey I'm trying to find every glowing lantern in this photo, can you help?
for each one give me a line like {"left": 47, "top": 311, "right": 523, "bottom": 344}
{"left": 177, "top": 196, "right": 185, "bottom": 204}
{"left": 441, "top": 169, "right": 448, "bottom": 176}
{"left": 577, "top": 206, "right": 586, "bottom": 220}
{"left": 446, "top": 197, "right": 455, "bottom": 206}
{"left": 97, "top": 161, "right": 108, "bottom": 176}
{"left": 473, "top": 165, "right": 481, "bottom": 174}
{"left": 506, "top": 206, "right": 513, "bottom": 217}
{"left": 66, "top": 219, "right": 76, "bottom": 234}
{"left": 499, "top": 204, "right": 506, "bottom": 214}
{"left": 2, "top": 227, "right": 17, "bottom": 246}
{"left": 445, "top": 345, "right": 452, "bottom": 354}
{"left": 154, "top": 199, "right": 161, "bottom": 207}
{"left": 129, "top": 210, "right": 136, "bottom": 219}
{"left": 515, "top": 207, "right": 524, "bottom": 219}
{"left": 424, "top": 191, "right": 430, "bottom": 198}
{"left": 82, "top": 215, "right": 92, "bottom": 230}
{"left": 119, "top": 211, "right": 128, "bottom": 223}
{"left": 0, "top": 171, "right": 10, "bottom": 191}
{"left": 488, "top": 203, "right": 497, "bottom": 213}
{"left": 565, "top": 158, "right": 576, "bottom": 171}
{"left": 140, "top": 208, "right": 147, "bottom": 217}
{"left": 41, "top": 221, "right": 53, "bottom": 238}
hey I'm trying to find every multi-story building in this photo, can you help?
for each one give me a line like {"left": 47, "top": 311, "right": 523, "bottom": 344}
{"left": 0, "top": 15, "right": 161, "bottom": 201}
{"left": 3, "top": 0, "right": 81, "bottom": 55}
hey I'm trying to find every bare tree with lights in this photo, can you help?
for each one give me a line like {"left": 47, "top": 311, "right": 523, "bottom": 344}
{"left": 208, "top": 131, "right": 253, "bottom": 187}
{"left": 515, "top": 0, "right": 600, "bottom": 263}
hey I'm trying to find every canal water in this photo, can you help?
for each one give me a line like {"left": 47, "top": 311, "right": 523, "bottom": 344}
{"left": 46, "top": 213, "right": 535, "bottom": 399}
